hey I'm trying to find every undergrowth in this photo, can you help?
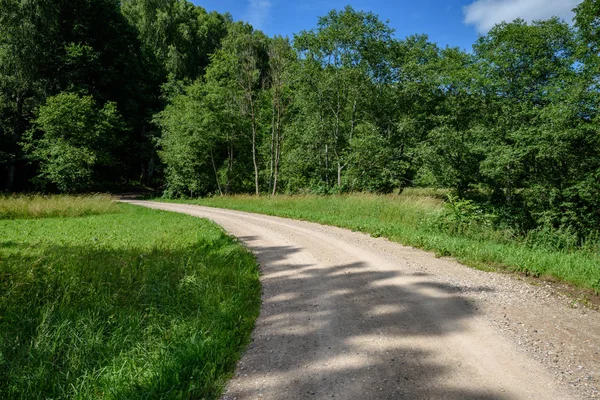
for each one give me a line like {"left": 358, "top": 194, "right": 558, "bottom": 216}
{"left": 0, "top": 202, "right": 260, "bottom": 399}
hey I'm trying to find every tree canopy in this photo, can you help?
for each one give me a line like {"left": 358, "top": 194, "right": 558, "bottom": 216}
{"left": 2, "top": 0, "right": 599, "bottom": 239}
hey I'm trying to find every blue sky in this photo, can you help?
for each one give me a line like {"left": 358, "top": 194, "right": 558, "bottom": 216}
{"left": 191, "top": 0, "right": 582, "bottom": 51}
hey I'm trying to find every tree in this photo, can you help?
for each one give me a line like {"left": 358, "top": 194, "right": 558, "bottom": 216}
{"left": 293, "top": 6, "right": 394, "bottom": 189}
{"left": 574, "top": 0, "right": 600, "bottom": 71}
{"left": 382, "top": 35, "right": 445, "bottom": 191}
{"left": 266, "top": 36, "right": 295, "bottom": 195}
{"left": 24, "top": 93, "right": 124, "bottom": 192}
{"left": 154, "top": 76, "right": 255, "bottom": 197}
{"left": 345, "top": 122, "right": 396, "bottom": 192}
{"left": 121, "top": 0, "right": 230, "bottom": 82}
{"left": 155, "top": 82, "right": 218, "bottom": 197}
{"left": 0, "top": 0, "right": 152, "bottom": 191}
{"left": 473, "top": 19, "right": 577, "bottom": 214}
{"left": 417, "top": 46, "right": 483, "bottom": 195}
{"left": 0, "top": 0, "right": 53, "bottom": 191}
{"left": 207, "top": 22, "right": 268, "bottom": 195}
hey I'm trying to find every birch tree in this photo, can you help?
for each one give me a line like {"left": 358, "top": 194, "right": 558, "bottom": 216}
{"left": 293, "top": 6, "right": 393, "bottom": 188}
{"left": 208, "top": 22, "right": 268, "bottom": 195}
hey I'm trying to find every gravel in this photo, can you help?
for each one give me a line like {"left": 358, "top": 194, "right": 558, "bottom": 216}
{"left": 125, "top": 200, "right": 599, "bottom": 400}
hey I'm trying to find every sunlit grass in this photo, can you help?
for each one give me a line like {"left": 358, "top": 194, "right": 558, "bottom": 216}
{"left": 0, "top": 203, "right": 260, "bottom": 399}
{"left": 0, "top": 194, "right": 119, "bottom": 219}
{"left": 164, "top": 193, "right": 600, "bottom": 293}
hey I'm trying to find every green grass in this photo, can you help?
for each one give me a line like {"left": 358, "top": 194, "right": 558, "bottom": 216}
{"left": 0, "top": 194, "right": 119, "bottom": 219}
{"left": 0, "top": 200, "right": 260, "bottom": 399}
{"left": 162, "top": 192, "right": 600, "bottom": 293}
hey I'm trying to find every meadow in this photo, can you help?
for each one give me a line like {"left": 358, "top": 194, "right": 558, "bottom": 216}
{"left": 0, "top": 194, "right": 119, "bottom": 219}
{"left": 167, "top": 191, "right": 600, "bottom": 294}
{"left": 0, "top": 195, "right": 260, "bottom": 399}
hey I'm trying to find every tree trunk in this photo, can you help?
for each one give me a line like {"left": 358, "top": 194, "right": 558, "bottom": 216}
{"left": 269, "top": 101, "right": 275, "bottom": 193}
{"left": 7, "top": 163, "right": 16, "bottom": 193}
{"left": 251, "top": 110, "right": 259, "bottom": 196}
{"left": 143, "top": 156, "right": 155, "bottom": 186}
{"left": 272, "top": 153, "right": 279, "bottom": 196}
{"left": 325, "top": 144, "right": 329, "bottom": 186}
{"left": 272, "top": 129, "right": 281, "bottom": 196}
{"left": 272, "top": 94, "right": 284, "bottom": 196}
{"left": 350, "top": 99, "right": 357, "bottom": 141}
{"left": 226, "top": 140, "right": 233, "bottom": 195}
{"left": 252, "top": 133, "right": 259, "bottom": 195}
{"left": 334, "top": 95, "right": 342, "bottom": 188}
{"left": 7, "top": 95, "right": 24, "bottom": 192}
{"left": 210, "top": 148, "right": 222, "bottom": 196}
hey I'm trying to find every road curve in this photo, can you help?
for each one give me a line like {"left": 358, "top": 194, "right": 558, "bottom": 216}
{"left": 123, "top": 200, "right": 595, "bottom": 400}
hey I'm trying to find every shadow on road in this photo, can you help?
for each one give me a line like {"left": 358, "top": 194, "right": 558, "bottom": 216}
{"left": 226, "top": 236, "right": 502, "bottom": 400}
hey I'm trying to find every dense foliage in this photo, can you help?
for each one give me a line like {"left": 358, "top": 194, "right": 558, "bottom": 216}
{"left": 1, "top": 0, "right": 599, "bottom": 239}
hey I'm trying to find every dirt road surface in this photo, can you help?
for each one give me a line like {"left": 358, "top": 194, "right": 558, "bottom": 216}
{"left": 123, "top": 201, "right": 599, "bottom": 400}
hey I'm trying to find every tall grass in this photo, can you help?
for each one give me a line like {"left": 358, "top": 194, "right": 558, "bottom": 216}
{"left": 0, "top": 203, "right": 260, "bottom": 399}
{"left": 165, "top": 193, "right": 600, "bottom": 293}
{"left": 0, "top": 194, "right": 118, "bottom": 219}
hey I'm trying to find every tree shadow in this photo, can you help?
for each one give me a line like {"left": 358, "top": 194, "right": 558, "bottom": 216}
{"left": 222, "top": 237, "right": 507, "bottom": 400}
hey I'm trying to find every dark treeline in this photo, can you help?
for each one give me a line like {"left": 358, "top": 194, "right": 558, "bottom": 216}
{"left": 1, "top": 0, "right": 600, "bottom": 238}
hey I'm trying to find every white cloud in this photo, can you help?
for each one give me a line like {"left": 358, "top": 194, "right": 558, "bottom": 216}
{"left": 245, "top": 0, "right": 273, "bottom": 30}
{"left": 463, "top": 0, "right": 582, "bottom": 33}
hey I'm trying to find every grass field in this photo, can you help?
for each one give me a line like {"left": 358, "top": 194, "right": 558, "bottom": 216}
{"left": 0, "top": 194, "right": 119, "bottom": 219}
{"left": 164, "top": 192, "right": 600, "bottom": 294}
{"left": 0, "top": 196, "right": 260, "bottom": 399}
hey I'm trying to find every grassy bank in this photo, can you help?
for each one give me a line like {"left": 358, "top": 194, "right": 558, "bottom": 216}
{"left": 0, "top": 196, "right": 260, "bottom": 399}
{"left": 0, "top": 194, "right": 119, "bottom": 219}
{"left": 164, "top": 192, "right": 600, "bottom": 293}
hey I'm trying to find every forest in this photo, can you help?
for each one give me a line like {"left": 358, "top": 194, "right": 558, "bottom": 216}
{"left": 1, "top": 0, "right": 600, "bottom": 240}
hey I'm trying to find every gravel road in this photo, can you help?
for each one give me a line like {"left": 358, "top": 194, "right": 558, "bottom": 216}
{"left": 124, "top": 201, "right": 599, "bottom": 400}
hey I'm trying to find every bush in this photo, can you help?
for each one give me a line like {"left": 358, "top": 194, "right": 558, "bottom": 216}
{"left": 24, "top": 92, "right": 124, "bottom": 193}
{"left": 435, "top": 194, "right": 498, "bottom": 236}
